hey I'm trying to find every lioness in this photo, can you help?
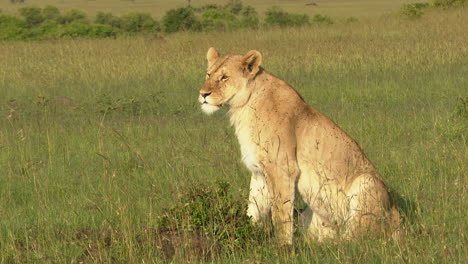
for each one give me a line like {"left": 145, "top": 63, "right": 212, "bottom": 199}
{"left": 199, "top": 48, "right": 400, "bottom": 245}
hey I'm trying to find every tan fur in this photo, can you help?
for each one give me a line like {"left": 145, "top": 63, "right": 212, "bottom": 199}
{"left": 199, "top": 48, "right": 400, "bottom": 245}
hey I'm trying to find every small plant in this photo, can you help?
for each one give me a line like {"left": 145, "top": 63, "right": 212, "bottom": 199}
{"left": 312, "top": 14, "right": 333, "bottom": 25}
{"left": 401, "top": 3, "right": 430, "bottom": 18}
{"left": 156, "top": 181, "right": 269, "bottom": 260}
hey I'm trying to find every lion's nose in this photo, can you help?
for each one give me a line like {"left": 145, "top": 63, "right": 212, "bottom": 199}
{"left": 201, "top": 92, "right": 212, "bottom": 98}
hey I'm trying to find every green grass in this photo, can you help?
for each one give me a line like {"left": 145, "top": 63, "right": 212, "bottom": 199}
{"left": 1, "top": 0, "right": 416, "bottom": 18}
{"left": 0, "top": 8, "right": 467, "bottom": 263}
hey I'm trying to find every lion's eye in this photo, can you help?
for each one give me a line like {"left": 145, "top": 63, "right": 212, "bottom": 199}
{"left": 221, "top": 75, "right": 229, "bottom": 81}
{"left": 206, "top": 73, "right": 211, "bottom": 79}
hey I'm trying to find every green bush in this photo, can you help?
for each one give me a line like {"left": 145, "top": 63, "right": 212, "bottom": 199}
{"left": 157, "top": 181, "right": 268, "bottom": 254}
{"left": 433, "top": 0, "right": 466, "bottom": 7}
{"left": 36, "top": 19, "right": 59, "bottom": 38}
{"left": 120, "top": 12, "right": 160, "bottom": 33}
{"left": 0, "top": 14, "right": 30, "bottom": 40}
{"left": 200, "top": 6, "right": 238, "bottom": 31}
{"left": 239, "top": 6, "right": 259, "bottom": 28}
{"left": 95, "top": 11, "right": 121, "bottom": 28}
{"left": 59, "top": 9, "right": 87, "bottom": 24}
{"left": 265, "top": 6, "right": 310, "bottom": 27}
{"left": 54, "top": 22, "right": 91, "bottom": 37}
{"left": 88, "top": 23, "right": 117, "bottom": 37}
{"left": 225, "top": 0, "right": 243, "bottom": 15}
{"left": 18, "top": 6, "right": 44, "bottom": 27}
{"left": 401, "top": 3, "right": 430, "bottom": 18}
{"left": 42, "top": 5, "right": 60, "bottom": 22}
{"left": 162, "top": 7, "right": 201, "bottom": 33}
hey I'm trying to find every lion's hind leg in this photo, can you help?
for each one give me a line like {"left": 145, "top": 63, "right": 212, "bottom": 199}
{"left": 344, "top": 174, "right": 392, "bottom": 239}
{"left": 299, "top": 207, "right": 337, "bottom": 242}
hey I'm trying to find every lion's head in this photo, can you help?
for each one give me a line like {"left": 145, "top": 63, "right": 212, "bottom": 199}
{"left": 199, "top": 48, "right": 262, "bottom": 115}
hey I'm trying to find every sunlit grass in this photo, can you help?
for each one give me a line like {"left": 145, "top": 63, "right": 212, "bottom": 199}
{"left": 0, "top": 8, "right": 466, "bottom": 263}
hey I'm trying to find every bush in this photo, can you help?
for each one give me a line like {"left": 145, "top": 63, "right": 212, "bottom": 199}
{"left": 433, "top": 0, "right": 466, "bottom": 7}
{"left": 156, "top": 181, "right": 268, "bottom": 257}
{"left": 312, "top": 14, "right": 333, "bottom": 25}
{"left": 0, "top": 14, "right": 30, "bottom": 40}
{"left": 88, "top": 24, "right": 117, "bottom": 37}
{"left": 401, "top": 3, "right": 430, "bottom": 18}
{"left": 200, "top": 6, "right": 239, "bottom": 31}
{"left": 239, "top": 6, "right": 259, "bottom": 29}
{"left": 120, "top": 12, "right": 160, "bottom": 33}
{"left": 59, "top": 9, "right": 87, "bottom": 24}
{"left": 225, "top": 0, "right": 243, "bottom": 15}
{"left": 265, "top": 6, "right": 310, "bottom": 27}
{"left": 54, "top": 22, "right": 91, "bottom": 37}
{"left": 42, "top": 5, "right": 60, "bottom": 22}
{"left": 37, "top": 19, "right": 59, "bottom": 38}
{"left": 162, "top": 7, "right": 201, "bottom": 33}
{"left": 18, "top": 6, "right": 44, "bottom": 27}
{"left": 95, "top": 11, "right": 121, "bottom": 28}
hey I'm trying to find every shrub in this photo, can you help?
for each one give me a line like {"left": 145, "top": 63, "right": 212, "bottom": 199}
{"left": 120, "top": 12, "right": 160, "bottom": 33}
{"left": 59, "top": 9, "right": 87, "bottom": 24}
{"left": 156, "top": 181, "right": 268, "bottom": 257}
{"left": 162, "top": 7, "right": 201, "bottom": 33}
{"left": 224, "top": 0, "right": 243, "bottom": 15}
{"left": 95, "top": 11, "right": 121, "bottom": 28}
{"left": 433, "top": 0, "right": 466, "bottom": 7}
{"left": 239, "top": 6, "right": 259, "bottom": 28}
{"left": 312, "top": 14, "right": 333, "bottom": 25}
{"left": 401, "top": 3, "right": 430, "bottom": 18}
{"left": 42, "top": 5, "right": 60, "bottom": 22}
{"left": 265, "top": 6, "right": 310, "bottom": 27}
{"left": 0, "top": 14, "right": 29, "bottom": 40}
{"left": 37, "top": 19, "right": 59, "bottom": 38}
{"left": 200, "top": 6, "right": 241, "bottom": 31}
{"left": 88, "top": 24, "right": 116, "bottom": 37}
{"left": 18, "top": 6, "right": 44, "bottom": 27}
{"left": 54, "top": 22, "right": 91, "bottom": 38}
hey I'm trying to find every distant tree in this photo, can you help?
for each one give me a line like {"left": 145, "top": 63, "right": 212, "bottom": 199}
{"left": 10, "top": 0, "right": 26, "bottom": 3}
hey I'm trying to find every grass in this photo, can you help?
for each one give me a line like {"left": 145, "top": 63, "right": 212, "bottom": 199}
{"left": 0, "top": 7, "right": 467, "bottom": 263}
{"left": 0, "top": 0, "right": 416, "bottom": 18}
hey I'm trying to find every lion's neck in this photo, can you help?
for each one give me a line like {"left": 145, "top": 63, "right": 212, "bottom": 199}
{"left": 228, "top": 71, "right": 269, "bottom": 117}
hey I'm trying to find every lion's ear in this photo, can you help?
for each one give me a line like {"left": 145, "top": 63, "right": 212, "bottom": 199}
{"left": 207, "top": 47, "right": 219, "bottom": 67}
{"left": 242, "top": 50, "right": 262, "bottom": 77}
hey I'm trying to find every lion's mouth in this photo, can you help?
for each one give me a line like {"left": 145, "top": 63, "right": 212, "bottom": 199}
{"left": 202, "top": 100, "right": 222, "bottom": 107}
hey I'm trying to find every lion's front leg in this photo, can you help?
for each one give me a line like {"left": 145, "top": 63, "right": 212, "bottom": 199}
{"left": 247, "top": 171, "right": 271, "bottom": 224}
{"left": 264, "top": 161, "right": 300, "bottom": 245}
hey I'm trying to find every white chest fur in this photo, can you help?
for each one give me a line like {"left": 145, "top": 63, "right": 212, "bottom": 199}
{"left": 230, "top": 108, "right": 262, "bottom": 175}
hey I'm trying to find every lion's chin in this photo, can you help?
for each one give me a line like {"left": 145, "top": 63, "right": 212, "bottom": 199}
{"left": 201, "top": 104, "right": 221, "bottom": 115}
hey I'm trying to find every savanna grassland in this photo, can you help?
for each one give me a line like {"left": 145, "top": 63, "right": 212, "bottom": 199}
{"left": 0, "top": 5, "right": 467, "bottom": 264}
